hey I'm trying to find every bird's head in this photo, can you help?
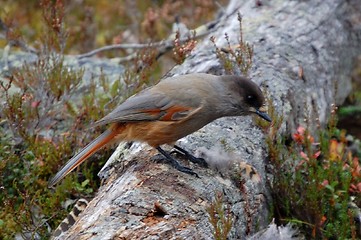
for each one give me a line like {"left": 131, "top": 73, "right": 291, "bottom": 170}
{"left": 223, "top": 75, "right": 272, "bottom": 122}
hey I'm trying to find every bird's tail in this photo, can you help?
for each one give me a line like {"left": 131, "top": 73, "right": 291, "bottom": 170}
{"left": 48, "top": 125, "right": 122, "bottom": 187}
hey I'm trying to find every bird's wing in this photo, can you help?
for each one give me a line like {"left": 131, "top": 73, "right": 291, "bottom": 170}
{"left": 92, "top": 89, "right": 202, "bottom": 127}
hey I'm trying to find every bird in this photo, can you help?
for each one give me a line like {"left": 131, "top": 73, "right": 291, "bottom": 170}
{"left": 48, "top": 73, "right": 271, "bottom": 187}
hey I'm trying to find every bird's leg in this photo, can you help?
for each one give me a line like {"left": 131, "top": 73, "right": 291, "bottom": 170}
{"left": 156, "top": 146, "right": 199, "bottom": 178}
{"left": 172, "top": 145, "right": 208, "bottom": 167}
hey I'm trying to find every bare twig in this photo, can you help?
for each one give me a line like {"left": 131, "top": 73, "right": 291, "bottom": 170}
{"left": 76, "top": 20, "right": 220, "bottom": 60}
{"left": 76, "top": 42, "right": 168, "bottom": 59}
{"left": 0, "top": 18, "right": 38, "bottom": 54}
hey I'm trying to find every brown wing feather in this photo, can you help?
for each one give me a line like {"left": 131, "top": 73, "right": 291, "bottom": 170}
{"left": 92, "top": 90, "right": 197, "bottom": 127}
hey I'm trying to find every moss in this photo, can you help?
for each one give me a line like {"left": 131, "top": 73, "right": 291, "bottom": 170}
{"left": 267, "top": 105, "right": 361, "bottom": 239}
{"left": 210, "top": 13, "right": 254, "bottom": 76}
{"left": 207, "top": 192, "right": 233, "bottom": 240}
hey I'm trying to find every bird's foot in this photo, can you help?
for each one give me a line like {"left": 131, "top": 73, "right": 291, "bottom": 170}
{"left": 171, "top": 145, "right": 208, "bottom": 167}
{"left": 155, "top": 147, "right": 199, "bottom": 178}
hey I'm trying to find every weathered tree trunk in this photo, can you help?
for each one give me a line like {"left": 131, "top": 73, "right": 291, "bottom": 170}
{"left": 57, "top": 0, "right": 361, "bottom": 239}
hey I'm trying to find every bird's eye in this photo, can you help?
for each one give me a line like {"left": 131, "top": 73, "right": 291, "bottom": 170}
{"left": 246, "top": 95, "right": 254, "bottom": 102}
{"left": 246, "top": 95, "right": 256, "bottom": 105}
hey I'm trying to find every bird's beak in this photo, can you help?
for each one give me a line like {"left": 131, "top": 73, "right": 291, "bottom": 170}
{"left": 255, "top": 105, "right": 272, "bottom": 122}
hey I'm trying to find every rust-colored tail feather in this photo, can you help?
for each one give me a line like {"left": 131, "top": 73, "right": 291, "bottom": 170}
{"left": 48, "top": 128, "right": 119, "bottom": 187}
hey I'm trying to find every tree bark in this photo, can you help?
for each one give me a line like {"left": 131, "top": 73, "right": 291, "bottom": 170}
{"left": 56, "top": 0, "right": 361, "bottom": 239}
